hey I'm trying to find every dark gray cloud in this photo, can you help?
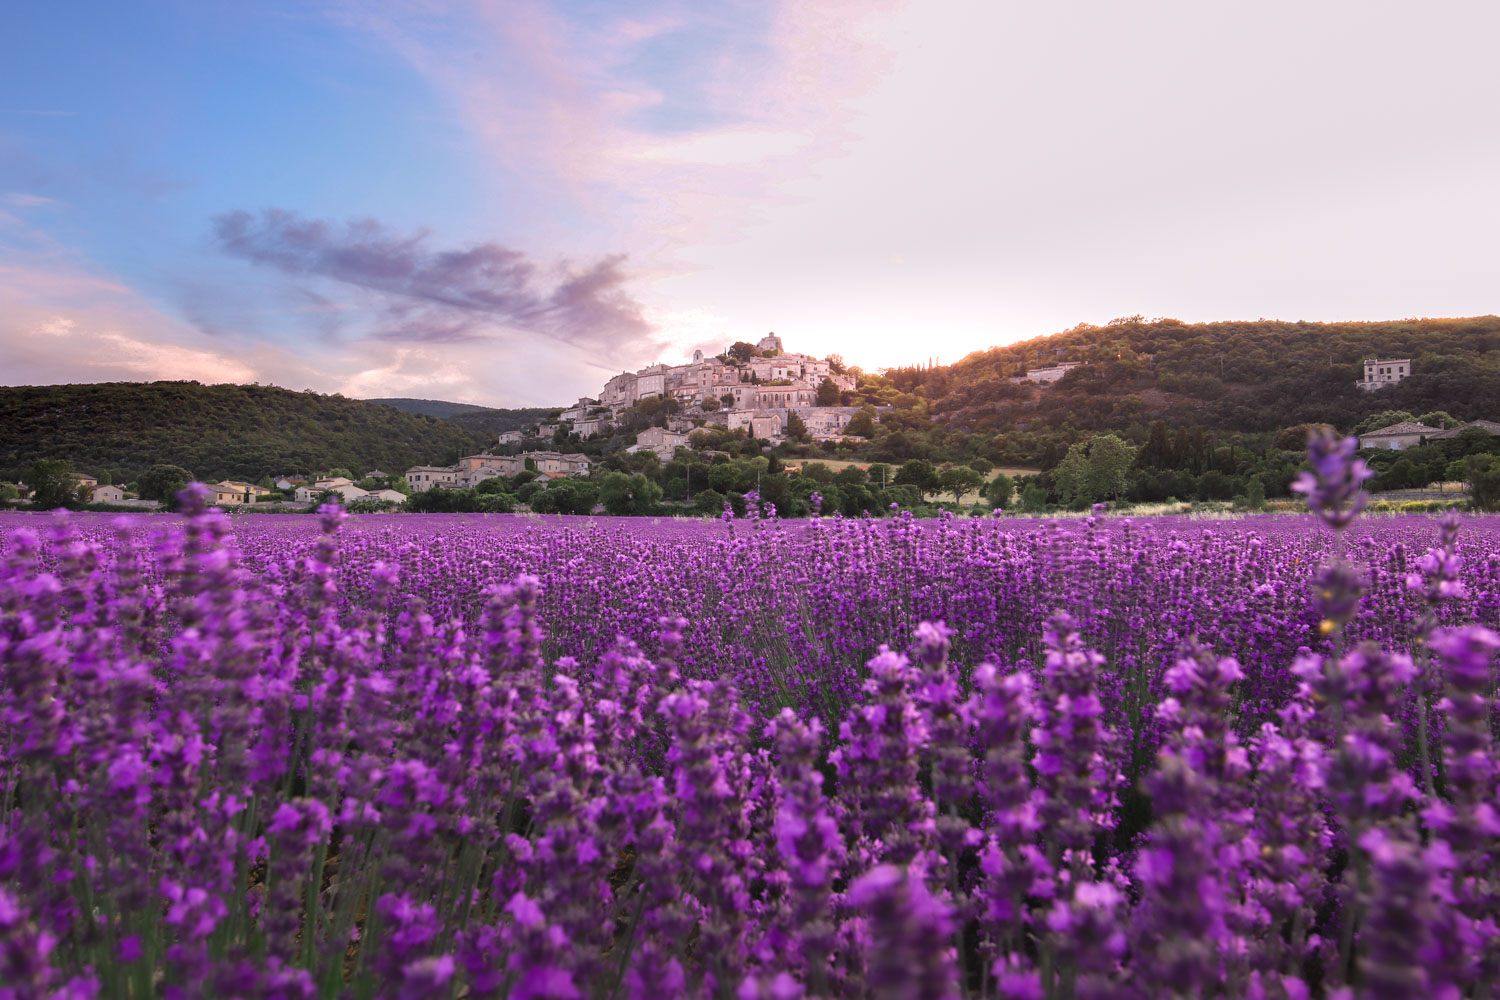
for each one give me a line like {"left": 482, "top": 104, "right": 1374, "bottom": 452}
{"left": 212, "top": 209, "right": 653, "bottom": 353}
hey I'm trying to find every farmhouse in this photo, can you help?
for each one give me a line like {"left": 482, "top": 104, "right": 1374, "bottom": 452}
{"left": 92, "top": 484, "right": 126, "bottom": 503}
{"left": 1356, "top": 358, "right": 1411, "bottom": 392}
{"left": 1357, "top": 421, "right": 1436, "bottom": 451}
{"left": 211, "top": 482, "right": 252, "bottom": 505}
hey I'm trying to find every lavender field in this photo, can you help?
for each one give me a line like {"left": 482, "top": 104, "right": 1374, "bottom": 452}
{"left": 3, "top": 442, "right": 1499, "bottom": 998}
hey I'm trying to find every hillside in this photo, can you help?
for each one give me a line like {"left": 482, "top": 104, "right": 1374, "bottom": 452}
{"left": 366, "top": 398, "right": 560, "bottom": 436}
{"left": 0, "top": 382, "right": 491, "bottom": 485}
{"left": 885, "top": 315, "right": 1500, "bottom": 435}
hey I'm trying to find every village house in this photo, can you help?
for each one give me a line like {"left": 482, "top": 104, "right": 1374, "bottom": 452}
{"left": 526, "top": 452, "right": 592, "bottom": 475}
{"left": 369, "top": 489, "right": 408, "bottom": 503}
{"left": 1356, "top": 358, "right": 1412, "bottom": 391}
{"left": 405, "top": 466, "right": 461, "bottom": 489}
{"left": 91, "top": 484, "right": 126, "bottom": 503}
{"left": 726, "top": 410, "right": 785, "bottom": 440}
{"left": 295, "top": 482, "right": 370, "bottom": 504}
{"left": 627, "top": 427, "right": 693, "bottom": 462}
{"left": 558, "top": 397, "right": 598, "bottom": 421}
{"left": 454, "top": 454, "right": 524, "bottom": 486}
{"left": 273, "top": 477, "right": 303, "bottom": 490}
{"left": 802, "top": 407, "right": 863, "bottom": 438}
{"left": 755, "top": 381, "right": 819, "bottom": 408}
{"left": 496, "top": 430, "right": 527, "bottom": 445}
{"left": 405, "top": 451, "right": 590, "bottom": 489}
{"left": 211, "top": 482, "right": 252, "bottom": 505}
{"left": 219, "top": 480, "right": 273, "bottom": 500}
{"left": 1358, "top": 421, "right": 1436, "bottom": 451}
{"left": 572, "top": 417, "right": 610, "bottom": 438}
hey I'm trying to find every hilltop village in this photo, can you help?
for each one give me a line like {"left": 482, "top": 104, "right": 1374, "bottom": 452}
{"left": 405, "top": 334, "right": 865, "bottom": 488}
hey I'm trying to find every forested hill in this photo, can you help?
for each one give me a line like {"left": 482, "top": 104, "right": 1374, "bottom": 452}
{"left": 886, "top": 315, "right": 1500, "bottom": 435}
{"left": 366, "top": 398, "right": 558, "bottom": 436}
{"left": 0, "top": 382, "right": 490, "bottom": 485}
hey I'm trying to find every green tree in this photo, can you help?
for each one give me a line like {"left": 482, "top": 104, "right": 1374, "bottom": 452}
{"left": 816, "top": 378, "right": 840, "bottom": 406}
{"left": 1241, "top": 476, "right": 1266, "bottom": 510}
{"left": 26, "top": 460, "right": 81, "bottom": 509}
{"left": 531, "top": 479, "right": 599, "bottom": 515}
{"left": 894, "top": 459, "right": 940, "bottom": 497}
{"left": 785, "top": 411, "right": 809, "bottom": 441}
{"left": 865, "top": 463, "right": 891, "bottom": 488}
{"left": 707, "top": 462, "right": 744, "bottom": 494}
{"left": 845, "top": 406, "right": 877, "bottom": 438}
{"left": 985, "top": 473, "right": 1014, "bottom": 509}
{"left": 1052, "top": 443, "right": 1091, "bottom": 506}
{"left": 801, "top": 462, "right": 835, "bottom": 484}
{"left": 1085, "top": 434, "right": 1137, "bottom": 502}
{"left": 475, "top": 493, "right": 515, "bottom": 513}
{"left": 1019, "top": 483, "right": 1049, "bottom": 512}
{"left": 599, "top": 471, "right": 662, "bottom": 516}
{"left": 967, "top": 457, "right": 993, "bottom": 475}
{"left": 728, "top": 341, "right": 756, "bottom": 363}
{"left": 701, "top": 395, "right": 720, "bottom": 411}
{"left": 939, "top": 465, "right": 983, "bottom": 504}
{"left": 1354, "top": 411, "right": 1416, "bottom": 435}
{"left": 1416, "top": 411, "right": 1460, "bottom": 429}
{"left": 96, "top": 470, "right": 112, "bottom": 486}
{"left": 883, "top": 484, "right": 922, "bottom": 509}
{"left": 139, "top": 464, "right": 194, "bottom": 509}
{"left": 327, "top": 467, "right": 354, "bottom": 480}
{"left": 692, "top": 488, "right": 727, "bottom": 516}
{"left": 1465, "top": 454, "right": 1500, "bottom": 511}
{"left": 389, "top": 476, "right": 412, "bottom": 495}
{"left": 0, "top": 483, "right": 17, "bottom": 504}
{"left": 834, "top": 465, "right": 868, "bottom": 486}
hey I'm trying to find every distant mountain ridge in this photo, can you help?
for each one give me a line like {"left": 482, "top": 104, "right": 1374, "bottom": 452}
{"left": 366, "top": 398, "right": 560, "bottom": 435}
{"left": 0, "top": 382, "right": 491, "bottom": 485}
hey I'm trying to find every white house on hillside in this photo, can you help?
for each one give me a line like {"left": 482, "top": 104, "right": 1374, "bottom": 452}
{"left": 1356, "top": 358, "right": 1411, "bottom": 391}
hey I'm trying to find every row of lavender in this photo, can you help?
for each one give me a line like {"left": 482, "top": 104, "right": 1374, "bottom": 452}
{"left": 1, "top": 435, "right": 1498, "bottom": 997}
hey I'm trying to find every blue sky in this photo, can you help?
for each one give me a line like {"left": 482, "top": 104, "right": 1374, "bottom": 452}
{"left": 4, "top": 1, "right": 1499, "bottom": 405}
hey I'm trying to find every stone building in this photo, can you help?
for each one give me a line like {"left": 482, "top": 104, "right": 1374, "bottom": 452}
{"left": 627, "top": 427, "right": 693, "bottom": 462}
{"left": 1357, "top": 421, "right": 1435, "bottom": 450}
{"left": 1356, "top": 358, "right": 1411, "bottom": 391}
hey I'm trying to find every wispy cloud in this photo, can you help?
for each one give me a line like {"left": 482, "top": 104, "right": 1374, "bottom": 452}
{"left": 212, "top": 208, "right": 653, "bottom": 356}
{"left": 4, "top": 192, "right": 61, "bottom": 208}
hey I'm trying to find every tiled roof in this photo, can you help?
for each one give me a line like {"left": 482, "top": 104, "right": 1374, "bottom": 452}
{"left": 1429, "top": 419, "right": 1500, "bottom": 439}
{"left": 1360, "top": 421, "right": 1434, "bottom": 437}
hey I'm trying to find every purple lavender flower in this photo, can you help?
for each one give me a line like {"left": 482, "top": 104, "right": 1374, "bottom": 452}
{"left": 1290, "top": 428, "right": 1372, "bottom": 530}
{"left": 846, "top": 865, "right": 959, "bottom": 1000}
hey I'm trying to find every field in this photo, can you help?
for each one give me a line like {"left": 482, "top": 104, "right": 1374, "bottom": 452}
{"left": 3, "top": 451, "right": 1499, "bottom": 997}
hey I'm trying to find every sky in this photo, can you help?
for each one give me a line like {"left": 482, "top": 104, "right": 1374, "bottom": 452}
{"left": 2, "top": 1, "right": 1498, "bottom": 407}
